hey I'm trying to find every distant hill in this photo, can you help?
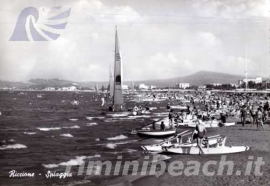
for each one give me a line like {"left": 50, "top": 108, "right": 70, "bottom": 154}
{"left": 133, "top": 71, "right": 245, "bottom": 87}
{"left": 0, "top": 71, "right": 247, "bottom": 90}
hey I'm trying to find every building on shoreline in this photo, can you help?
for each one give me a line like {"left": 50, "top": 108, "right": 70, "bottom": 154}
{"left": 239, "top": 77, "right": 262, "bottom": 85}
{"left": 178, "top": 83, "right": 190, "bottom": 89}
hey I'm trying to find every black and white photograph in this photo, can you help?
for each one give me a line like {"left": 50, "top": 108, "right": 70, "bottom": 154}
{"left": 0, "top": 0, "right": 269, "bottom": 185}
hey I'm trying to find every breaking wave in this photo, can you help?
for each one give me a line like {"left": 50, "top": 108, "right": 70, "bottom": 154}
{"left": 60, "top": 134, "right": 74, "bottom": 138}
{"left": 37, "top": 127, "right": 61, "bottom": 131}
{"left": 0, "top": 144, "right": 27, "bottom": 150}
{"left": 86, "top": 116, "right": 105, "bottom": 120}
{"left": 86, "top": 122, "right": 97, "bottom": 126}
{"left": 63, "top": 125, "right": 80, "bottom": 129}
{"left": 107, "top": 135, "right": 128, "bottom": 141}
{"left": 24, "top": 132, "right": 37, "bottom": 135}
{"left": 105, "top": 143, "right": 117, "bottom": 149}
{"left": 106, "top": 113, "right": 129, "bottom": 117}
{"left": 69, "top": 119, "right": 78, "bottom": 121}
{"left": 43, "top": 155, "right": 101, "bottom": 168}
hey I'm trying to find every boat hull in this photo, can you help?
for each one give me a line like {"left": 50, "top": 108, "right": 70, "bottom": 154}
{"left": 137, "top": 130, "right": 176, "bottom": 138}
{"left": 178, "top": 122, "right": 235, "bottom": 128}
{"left": 163, "top": 146, "right": 250, "bottom": 155}
{"left": 142, "top": 135, "right": 223, "bottom": 152}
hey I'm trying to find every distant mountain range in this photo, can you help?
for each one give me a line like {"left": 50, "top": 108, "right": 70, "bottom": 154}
{"left": 136, "top": 71, "right": 245, "bottom": 87}
{"left": 0, "top": 71, "right": 247, "bottom": 90}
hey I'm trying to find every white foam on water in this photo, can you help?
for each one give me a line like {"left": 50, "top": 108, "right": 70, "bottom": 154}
{"left": 43, "top": 164, "right": 59, "bottom": 168}
{"left": 153, "top": 112, "right": 168, "bottom": 115}
{"left": 9, "top": 139, "right": 15, "bottom": 142}
{"left": 59, "top": 156, "right": 86, "bottom": 166}
{"left": 104, "top": 119, "right": 118, "bottom": 122}
{"left": 107, "top": 113, "right": 129, "bottom": 117}
{"left": 71, "top": 100, "right": 79, "bottom": 106}
{"left": 69, "top": 119, "right": 78, "bottom": 121}
{"left": 86, "top": 116, "right": 105, "bottom": 120}
{"left": 111, "top": 117, "right": 136, "bottom": 120}
{"left": 0, "top": 144, "right": 27, "bottom": 150}
{"left": 126, "top": 149, "right": 138, "bottom": 153}
{"left": 63, "top": 125, "right": 80, "bottom": 129}
{"left": 60, "top": 134, "right": 74, "bottom": 138}
{"left": 105, "top": 143, "right": 117, "bottom": 149}
{"left": 95, "top": 138, "right": 100, "bottom": 141}
{"left": 107, "top": 135, "right": 128, "bottom": 141}
{"left": 43, "top": 155, "right": 101, "bottom": 169}
{"left": 37, "top": 127, "right": 61, "bottom": 131}
{"left": 0, "top": 111, "right": 2, "bottom": 116}
{"left": 114, "top": 139, "right": 138, "bottom": 145}
{"left": 86, "top": 122, "right": 97, "bottom": 126}
{"left": 128, "top": 115, "right": 151, "bottom": 119}
{"left": 24, "top": 132, "right": 37, "bottom": 135}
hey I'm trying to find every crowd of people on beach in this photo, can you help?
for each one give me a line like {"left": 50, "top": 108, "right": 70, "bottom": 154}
{"left": 164, "top": 91, "right": 270, "bottom": 131}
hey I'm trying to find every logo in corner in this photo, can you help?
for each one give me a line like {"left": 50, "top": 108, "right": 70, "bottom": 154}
{"left": 10, "top": 6, "right": 71, "bottom": 41}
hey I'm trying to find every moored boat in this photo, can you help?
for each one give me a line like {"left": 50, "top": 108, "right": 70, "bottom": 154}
{"left": 177, "top": 120, "right": 235, "bottom": 128}
{"left": 142, "top": 133, "right": 224, "bottom": 153}
{"left": 163, "top": 145, "right": 250, "bottom": 155}
{"left": 136, "top": 129, "right": 176, "bottom": 138}
{"left": 162, "top": 137, "right": 250, "bottom": 155}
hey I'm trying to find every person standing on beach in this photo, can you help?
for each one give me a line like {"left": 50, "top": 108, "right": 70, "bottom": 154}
{"left": 192, "top": 115, "right": 206, "bottom": 154}
{"left": 168, "top": 109, "right": 174, "bottom": 124}
{"left": 256, "top": 108, "right": 264, "bottom": 130}
{"left": 250, "top": 106, "right": 257, "bottom": 127}
{"left": 241, "top": 106, "right": 247, "bottom": 127}
{"left": 263, "top": 108, "right": 269, "bottom": 123}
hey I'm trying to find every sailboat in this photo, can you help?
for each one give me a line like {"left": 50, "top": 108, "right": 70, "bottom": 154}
{"left": 95, "top": 84, "right": 99, "bottom": 94}
{"left": 108, "top": 62, "right": 114, "bottom": 97}
{"left": 109, "top": 27, "right": 124, "bottom": 111}
{"left": 131, "top": 78, "right": 134, "bottom": 94}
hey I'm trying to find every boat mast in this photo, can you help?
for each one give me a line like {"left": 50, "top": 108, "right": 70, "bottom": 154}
{"left": 131, "top": 76, "right": 134, "bottom": 94}
{"left": 245, "top": 46, "right": 248, "bottom": 91}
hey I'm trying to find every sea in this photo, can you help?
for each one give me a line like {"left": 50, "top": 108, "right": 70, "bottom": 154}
{"left": 0, "top": 90, "right": 169, "bottom": 186}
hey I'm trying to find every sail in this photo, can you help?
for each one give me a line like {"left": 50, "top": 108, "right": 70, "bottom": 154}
{"left": 131, "top": 78, "right": 134, "bottom": 93}
{"left": 113, "top": 27, "right": 124, "bottom": 106}
{"left": 95, "top": 84, "right": 99, "bottom": 93}
{"left": 109, "top": 62, "right": 114, "bottom": 97}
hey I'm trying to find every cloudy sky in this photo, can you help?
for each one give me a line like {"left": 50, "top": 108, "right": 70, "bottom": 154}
{"left": 0, "top": 0, "right": 270, "bottom": 82}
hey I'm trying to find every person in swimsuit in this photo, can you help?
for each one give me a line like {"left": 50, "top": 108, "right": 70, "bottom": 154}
{"left": 256, "top": 108, "right": 264, "bottom": 131}
{"left": 192, "top": 115, "right": 206, "bottom": 154}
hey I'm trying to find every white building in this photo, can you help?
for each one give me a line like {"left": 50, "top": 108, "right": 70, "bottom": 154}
{"left": 44, "top": 87, "right": 55, "bottom": 91}
{"left": 178, "top": 83, "right": 190, "bottom": 89}
{"left": 198, "top": 85, "right": 206, "bottom": 91}
{"left": 150, "top": 85, "right": 156, "bottom": 89}
{"left": 212, "top": 83, "right": 222, "bottom": 86}
{"left": 239, "top": 77, "right": 262, "bottom": 85}
{"left": 138, "top": 84, "right": 149, "bottom": 90}
{"left": 59, "top": 86, "right": 77, "bottom": 91}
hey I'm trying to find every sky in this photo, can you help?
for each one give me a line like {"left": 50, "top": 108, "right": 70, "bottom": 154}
{"left": 0, "top": 0, "right": 270, "bottom": 82}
